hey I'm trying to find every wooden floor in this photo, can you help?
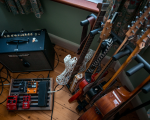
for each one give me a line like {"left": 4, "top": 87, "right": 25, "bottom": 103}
{"left": 0, "top": 45, "right": 139, "bottom": 120}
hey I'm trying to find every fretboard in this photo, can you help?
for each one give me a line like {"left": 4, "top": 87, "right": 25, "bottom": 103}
{"left": 72, "top": 11, "right": 106, "bottom": 76}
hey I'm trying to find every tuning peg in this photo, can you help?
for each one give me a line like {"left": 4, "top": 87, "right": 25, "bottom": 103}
{"left": 140, "top": 21, "right": 143, "bottom": 25}
{"left": 141, "top": 30, "right": 145, "bottom": 35}
{"left": 144, "top": 6, "right": 148, "bottom": 12}
{"left": 128, "top": 25, "right": 131, "bottom": 29}
{"left": 144, "top": 16, "right": 148, "bottom": 21}
{"left": 131, "top": 21, "right": 135, "bottom": 26}
{"left": 101, "top": 22, "right": 105, "bottom": 27}
{"left": 135, "top": 16, "right": 139, "bottom": 21}
{"left": 135, "top": 26, "right": 139, "bottom": 29}
{"left": 139, "top": 11, "right": 143, "bottom": 17}
{"left": 147, "top": 25, "right": 150, "bottom": 28}
{"left": 132, "top": 30, "right": 135, "bottom": 33}
{"left": 148, "top": 1, "right": 150, "bottom": 7}
{"left": 147, "top": 34, "right": 150, "bottom": 39}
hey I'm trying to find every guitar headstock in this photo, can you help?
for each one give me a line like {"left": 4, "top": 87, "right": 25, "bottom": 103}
{"left": 99, "top": 12, "right": 118, "bottom": 40}
{"left": 136, "top": 28, "right": 150, "bottom": 49}
{"left": 126, "top": 5, "right": 150, "bottom": 38}
{"left": 100, "top": 19, "right": 112, "bottom": 40}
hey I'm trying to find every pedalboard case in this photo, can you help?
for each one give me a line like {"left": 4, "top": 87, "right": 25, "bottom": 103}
{"left": 8, "top": 78, "right": 54, "bottom": 110}
{"left": 0, "top": 29, "right": 55, "bottom": 72}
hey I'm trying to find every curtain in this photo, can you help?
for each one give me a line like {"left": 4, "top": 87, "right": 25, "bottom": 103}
{"left": 0, "top": 0, "right": 43, "bottom": 18}
{"left": 104, "top": 0, "right": 149, "bottom": 39}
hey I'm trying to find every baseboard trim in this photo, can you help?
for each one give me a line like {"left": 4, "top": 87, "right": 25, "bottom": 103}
{"left": 49, "top": 33, "right": 148, "bottom": 120}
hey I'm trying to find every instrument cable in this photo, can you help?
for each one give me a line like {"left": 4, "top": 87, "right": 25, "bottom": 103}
{"left": 0, "top": 66, "right": 11, "bottom": 104}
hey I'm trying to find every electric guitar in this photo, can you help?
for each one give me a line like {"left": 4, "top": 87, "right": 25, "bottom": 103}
{"left": 68, "top": 12, "right": 118, "bottom": 103}
{"left": 56, "top": 49, "right": 94, "bottom": 85}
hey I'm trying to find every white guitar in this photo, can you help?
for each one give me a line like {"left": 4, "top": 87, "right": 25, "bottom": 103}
{"left": 56, "top": 49, "right": 94, "bottom": 85}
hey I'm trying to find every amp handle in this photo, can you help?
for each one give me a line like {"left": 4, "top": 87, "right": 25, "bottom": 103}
{"left": 6, "top": 38, "right": 29, "bottom": 44}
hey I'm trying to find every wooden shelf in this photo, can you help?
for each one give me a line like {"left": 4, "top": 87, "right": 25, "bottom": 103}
{"left": 51, "top": 0, "right": 101, "bottom": 13}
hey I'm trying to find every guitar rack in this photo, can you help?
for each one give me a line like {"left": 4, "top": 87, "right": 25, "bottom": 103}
{"left": 8, "top": 78, "right": 54, "bottom": 110}
{"left": 111, "top": 31, "right": 150, "bottom": 93}
{"left": 110, "top": 31, "right": 150, "bottom": 75}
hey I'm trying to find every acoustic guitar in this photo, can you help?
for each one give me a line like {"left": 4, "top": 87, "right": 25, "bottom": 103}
{"left": 68, "top": 12, "right": 118, "bottom": 103}
{"left": 82, "top": 6, "right": 150, "bottom": 102}
{"left": 78, "top": 75, "right": 150, "bottom": 120}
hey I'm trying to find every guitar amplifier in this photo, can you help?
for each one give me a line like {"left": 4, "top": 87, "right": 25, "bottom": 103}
{"left": 0, "top": 29, "right": 55, "bottom": 72}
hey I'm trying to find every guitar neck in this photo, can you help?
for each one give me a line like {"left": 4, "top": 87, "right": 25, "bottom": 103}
{"left": 71, "top": 11, "right": 106, "bottom": 75}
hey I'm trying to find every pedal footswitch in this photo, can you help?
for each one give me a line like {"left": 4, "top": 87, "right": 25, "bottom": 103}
{"left": 27, "top": 81, "right": 38, "bottom": 94}
{"left": 6, "top": 96, "right": 18, "bottom": 110}
{"left": 22, "top": 95, "right": 31, "bottom": 109}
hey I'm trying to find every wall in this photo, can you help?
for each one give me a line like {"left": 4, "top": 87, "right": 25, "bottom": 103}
{"left": 0, "top": 0, "right": 149, "bottom": 113}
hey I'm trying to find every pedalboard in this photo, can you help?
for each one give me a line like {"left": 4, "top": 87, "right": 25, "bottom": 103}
{"left": 8, "top": 78, "right": 54, "bottom": 110}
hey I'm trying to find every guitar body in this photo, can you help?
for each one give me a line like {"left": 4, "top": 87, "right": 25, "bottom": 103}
{"left": 78, "top": 87, "right": 130, "bottom": 120}
{"left": 68, "top": 72, "right": 108, "bottom": 103}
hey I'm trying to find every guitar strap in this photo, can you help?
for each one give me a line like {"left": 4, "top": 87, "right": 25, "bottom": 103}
{"left": 86, "top": 38, "right": 113, "bottom": 74}
{"left": 77, "top": 16, "right": 96, "bottom": 54}
{"left": 73, "top": 39, "right": 114, "bottom": 91}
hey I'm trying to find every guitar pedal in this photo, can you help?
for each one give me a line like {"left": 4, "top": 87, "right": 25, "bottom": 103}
{"left": 27, "top": 81, "right": 38, "bottom": 94}
{"left": 22, "top": 95, "right": 31, "bottom": 109}
{"left": 6, "top": 96, "right": 18, "bottom": 110}
{"left": 19, "top": 81, "right": 27, "bottom": 93}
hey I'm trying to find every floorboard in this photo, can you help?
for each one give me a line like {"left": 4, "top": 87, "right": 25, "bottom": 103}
{"left": 0, "top": 45, "right": 140, "bottom": 120}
